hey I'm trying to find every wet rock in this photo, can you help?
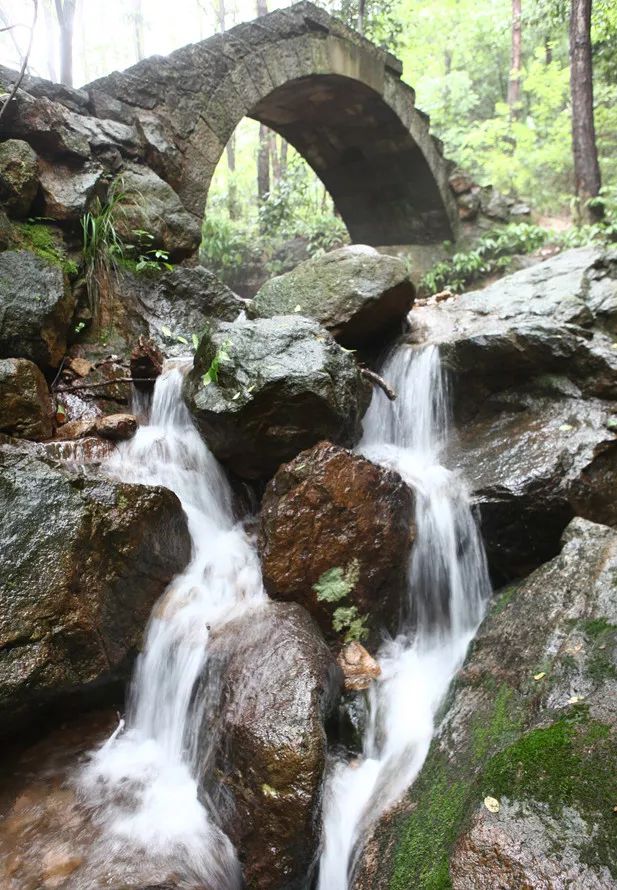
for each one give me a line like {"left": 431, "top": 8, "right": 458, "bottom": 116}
{"left": 0, "top": 448, "right": 191, "bottom": 737}
{"left": 130, "top": 336, "right": 163, "bottom": 390}
{"left": 250, "top": 245, "right": 415, "bottom": 350}
{"left": 201, "top": 601, "right": 341, "bottom": 890}
{"left": 0, "top": 139, "right": 39, "bottom": 217}
{"left": 0, "top": 250, "right": 75, "bottom": 368}
{"left": 352, "top": 517, "right": 617, "bottom": 889}
{"left": 480, "top": 185, "right": 512, "bottom": 221}
{"left": 0, "top": 89, "right": 91, "bottom": 160}
{"left": 113, "top": 163, "right": 201, "bottom": 259}
{"left": 456, "top": 190, "right": 480, "bottom": 221}
{"left": 54, "top": 417, "right": 97, "bottom": 440}
{"left": 259, "top": 441, "right": 415, "bottom": 639}
{"left": 38, "top": 158, "right": 105, "bottom": 221}
{"left": 338, "top": 642, "right": 381, "bottom": 692}
{"left": 104, "top": 265, "right": 247, "bottom": 350}
{"left": 95, "top": 412, "right": 138, "bottom": 440}
{"left": 448, "top": 170, "right": 474, "bottom": 195}
{"left": 55, "top": 354, "right": 132, "bottom": 424}
{"left": 0, "top": 358, "right": 53, "bottom": 440}
{"left": 183, "top": 317, "right": 372, "bottom": 480}
{"left": 451, "top": 390, "right": 617, "bottom": 583}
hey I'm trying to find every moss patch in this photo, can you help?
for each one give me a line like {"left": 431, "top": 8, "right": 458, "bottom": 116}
{"left": 14, "top": 222, "right": 78, "bottom": 278}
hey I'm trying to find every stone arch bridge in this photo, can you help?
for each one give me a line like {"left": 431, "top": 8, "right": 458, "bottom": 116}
{"left": 84, "top": 1, "right": 458, "bottom": 247}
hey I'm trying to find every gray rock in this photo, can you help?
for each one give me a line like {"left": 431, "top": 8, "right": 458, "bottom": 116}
{"left": 0, "top": 358, "right": 53, "bottom": 440}
{"left": 0, "top": 448, "right": 191, "bottom": 738}
{"left": 38, "top": 158, "right": 106, "bottom": 221}
{"left": 199, "top": 600, "right": 341, "bottom": 890}
{"left": 353, "top": 517, "right": 617, "bottom": 889}
{"left": 0, "top": 249, "right": 75, "bottom": 368}
{"left": 0, "top": 139, "right": 39, "bottom": 217}
{"left": 183, "top": 315, "right": 372, "bottom": 480}
{"left": 250, "top": 245, "right": 415, "bottom": 349}
{"left": 113, "top": 163, "right": 201, "bottom": 259}
{"left": 106, "top": 265, "right": 247, "bottom": 350}
{"left": 451, "top": 389, "right": 617, "bottom": 583}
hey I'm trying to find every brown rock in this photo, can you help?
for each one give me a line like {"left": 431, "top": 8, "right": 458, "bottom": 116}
{"left": 95, "top": 412, "right": 138, "bottom": 440}
{"left": 56, "top": 417, "right": 96, "bottom": 440}
{"left": 202, "top": 601, "right": 341, "bottom": 890}
{"left": 448, "top": 170, "right": 474, "bottom": 195}
{"left": 259, "top": 441, "right": 415, "bottom": 641}
{"left": 130, "top": 335, "right": 163, "bottom": 390}
{"left": 0, "top": 358, "right": 53, "bottom": 440}
{"left": 66, "top": 356, "right": 93, "bottom": 377}
{"left": 338, "top": 641, "right": 381, "bottom": 691}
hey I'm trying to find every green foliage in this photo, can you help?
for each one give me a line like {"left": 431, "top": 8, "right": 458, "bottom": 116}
{"left": 15, "top": 220, "right": 78, "bottom": 277}
{"left": 421, "top": 223, "right": 548, "bottom": 293}
{"left": 201, "top": 339, "right": 232, "bottom": 387}
{"left": 313, "top": 560, "right": 361, "bottom": 603}
{"left": 314, "top": 560, "right": 368, "bottom": 642}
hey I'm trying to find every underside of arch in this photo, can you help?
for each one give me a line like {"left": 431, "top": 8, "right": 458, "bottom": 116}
{"left": 249, "top": 75, "right": 455, "bottom": 246}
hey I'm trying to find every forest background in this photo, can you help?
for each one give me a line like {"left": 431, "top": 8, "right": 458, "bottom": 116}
{"left": 1, "top": 0, "right": 616, "bottom": 291}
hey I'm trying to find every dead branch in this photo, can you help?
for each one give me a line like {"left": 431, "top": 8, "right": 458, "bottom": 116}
{"left": 53, "top": 376, "right": 156, "bottom": 393}
{"left": 360, "top": 367, "right": 397, "bottom": 401}
{"left": 0, "top": 0, "right": 38, "bottom": 126}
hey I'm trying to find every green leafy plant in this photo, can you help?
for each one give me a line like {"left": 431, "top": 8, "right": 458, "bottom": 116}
{"left": 81, "top": 182, "right": 128, "bottom": 322}
{"left": 313, "top": 560, "right": 369, "bottom": 643}
{"left": 201, "top": 339, "right": 233, "bottom": 387}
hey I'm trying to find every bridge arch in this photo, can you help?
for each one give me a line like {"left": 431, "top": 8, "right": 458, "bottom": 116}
{"left": 87, "top": 2, "right": 458, "bottom": 246}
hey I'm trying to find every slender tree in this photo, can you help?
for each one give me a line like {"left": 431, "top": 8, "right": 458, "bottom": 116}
{"left": 569, "top": 0, "right": 602, "bottom": 220}
{"left": 130, "top": 0, "right": 145, "bottom": 62}
{"left": 507, "top": 0, "right": 522, "bottom": 116}
{"left": 256, "top": 0, "right": 270, "bottom": 203}
{"left": 53, "top": 0, "right": 76, "bottom": 86}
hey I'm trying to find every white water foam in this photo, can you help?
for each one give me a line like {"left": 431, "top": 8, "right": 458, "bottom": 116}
{"left": 78, "top": 361, "right": 265, "bottom": 888}
{"left": 318, "top": 344, "right": 491, "bottom": 889}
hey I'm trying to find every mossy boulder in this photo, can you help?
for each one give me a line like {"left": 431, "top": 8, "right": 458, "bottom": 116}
{"left": 183, "top": 315, "right": 372, "bottom": 480}
{"left": 0, "top": 138, "right": 39, "bottom": 218}
{"left": 0, "top": 447, "right": 191, "bottom": 737}
{"left": 0, "top": 249, "right": 75, "bottom": 368}
{"left": 199, "top": 601, "right": 341, "bottom": 890}
{"left": 250, "top": 245, "right": 415, "bottom": 350}
{"left": 259, "top": 441, "right": 415, "bottom": 643}
{"left": 352, "top": 517, "right": 617, "bottom": 889}
{"left": 0, "top": 357, "right": 53, "bottom": 440}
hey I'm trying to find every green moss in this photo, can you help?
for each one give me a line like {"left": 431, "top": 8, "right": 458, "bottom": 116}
{"left": 491, "top": 584, "right": 518, "bottom": 615}
{"left": 15, "top": 221, "right": 79, "bottom": 278}
{"left": 472, "top": 684, "right": 522, "bottom": 759}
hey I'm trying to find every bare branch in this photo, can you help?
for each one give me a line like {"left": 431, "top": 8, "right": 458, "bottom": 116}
{"left": 0, "top": 0, "right": 39, "bottom": 126}
{"left": 360, "top": 367, "right": 397, "bottom": 401}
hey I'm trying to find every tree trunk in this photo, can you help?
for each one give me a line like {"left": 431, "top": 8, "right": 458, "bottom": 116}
{"left": 507, "top": 0, "right": 522, "bottom": 117}
{"left": 131, "top": 0, "right": 145, "bottom": 61}
{"left": 358, "top": 0, "right": 366, "bottom": 34}
{"left": 226, "top": 136, "right": 239, "bottom": 220}
{"left": 280, "top": 139, "right": 288, "bottom": 178}
{"left": 270, "top": 132, "right": 281, "bottom": 185}
{"left": 569, "top": 0, "right": 602, "bottom": 221}
{"left": 54, "top": 0, "right": 76, "bottom": 87}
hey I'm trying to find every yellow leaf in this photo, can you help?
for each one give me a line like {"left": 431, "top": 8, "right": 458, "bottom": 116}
{"left": 568, "top": 695, "right": 583, "bottom": 704}
{"left": 533, "top": 671, "right": 546, "bottom": 681}
{"left": 484, "top": 796, "right": 500, "bottom": 813}
{"left": 559, "top": 424, "right": 573, "bottom": 432}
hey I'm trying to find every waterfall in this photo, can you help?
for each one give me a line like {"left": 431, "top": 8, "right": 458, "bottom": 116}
{"left": 317, "top": 344, "right": 491, "bottom": 889}
{"left": 77, "top": 361, "right": 264, "bottom": 888}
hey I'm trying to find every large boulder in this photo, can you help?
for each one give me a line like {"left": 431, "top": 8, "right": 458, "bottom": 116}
{"left": 0, "top": 357, "right": 53, "bottom": 440}
{"left": 353, "top": 517, "right": 617, "bottom": 889}
{"left": 200, "top": 601, "right": 341, "bottom": 890}
{"left": 451, "top": 387, "right": 617, "bottom": 584}
{"left": 250, "top": 245, "right": 415, "bottom": 350}
{"left": 0, "top": 138, "right": 39, "bottom": 217}
{"left": 113, "top": 163, "right": 201, "bottom": 259}
{"left": 183, "top": 316, "right": 372, "bottom": 480}
{"left": 408, "top": 247, "right": 617, "bottom": 583}
{"left": 0, "top": 448, "right": 191, "bottom": 737}
{"left": 259, "top": 441, "right": 415, "bottom": 641}
{"left": 0, "top": 249, "right": 75, "bottom": 368}
{"left": 98, "top": 264, "right": 246, "bottom": 350}
{"left": 37, "top": 157, "right": 105, "bottom": 221}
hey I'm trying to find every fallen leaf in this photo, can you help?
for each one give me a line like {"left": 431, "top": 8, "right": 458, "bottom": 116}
{"left": 484, "top": 796, "right": 500, "bottom": 813}
{"left": 559, "top": 423, "right": 574, "bottom": 432}
{"left": 533, "top": 672, "right": 546, "bottom": 681}
{"left": 568, "top": 695, "right": 583, "bottom": 704}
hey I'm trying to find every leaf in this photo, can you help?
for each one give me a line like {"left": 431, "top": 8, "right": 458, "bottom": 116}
{"left": 192, "top": 333, "right": 200, "bottom": 350}
{"left": 161, "top": 325, "right": 172, "bottom": 337}
{"left": 313, "top": 559, "right": 361, "bottom": 603}
{"left": 533, "top": 671, "right": 546, "bottom": 681}
{"left": 484, "top": 796, "right": 500, "bottom": 813}
{"left": 176, "top": 335, "right": 188, "bottom": 345}
{"left": 568, "top": 695, "right": 584, "bottom": 704}
{"left": 559, "top": 423, "right": 574, "bottom": 432}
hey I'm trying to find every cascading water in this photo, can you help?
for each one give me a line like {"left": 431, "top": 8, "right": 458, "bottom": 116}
{"left": 318, "top": 344, "right": 491, "bottom": 889}
{"left": 77, "top": 360, "right": 265, "bottom": 888}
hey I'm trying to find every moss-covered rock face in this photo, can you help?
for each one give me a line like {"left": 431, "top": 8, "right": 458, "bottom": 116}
{"left": 0, "top": 249, "right": 75, "bottom": 368}
{"left": 199, "top": 601, "right": 341, "bottom": 890}
{"left": 183, "top": 315, "right": 372, "bottom": 481}
{"left": 0, "top": 447, "right": 191, "bottom": 737}
{"left": 352, "top": 517, "right": 617, "bottom": 890}
{"left": 0, "top": 357, "right": 54, "bottom": 440}
{"left": 250, "top": 245, "right": 415, "bottom": 351}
